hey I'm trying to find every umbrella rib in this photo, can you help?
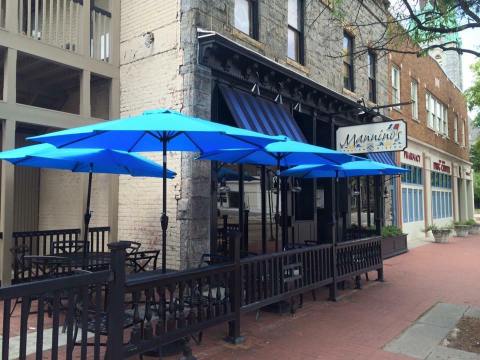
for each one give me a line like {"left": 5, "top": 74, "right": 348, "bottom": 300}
{"left": 183, "top": 132, "right": 203, "bottom": 152}
{"left": 226, "top": 134, "right": 266, "bottom": 150}
{"left": 56, "top": 130, "right": 106, "bottom": 148}
{"left": 128, "top": 132, "right": 149, "bottom": 152}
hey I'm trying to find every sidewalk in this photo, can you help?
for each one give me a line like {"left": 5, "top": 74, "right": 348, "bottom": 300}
{"left": 178, "top": 235, "right": 480, "bottom": 360}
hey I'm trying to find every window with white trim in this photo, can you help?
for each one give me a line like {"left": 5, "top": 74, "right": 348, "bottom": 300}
{"left": 462, "top": 119, "right": 466, "bottom": 147}
{"left": 426, "top": 92, "right": 448, "bottom": 136}
{"left": 454, "top": 115, "right": 459, "bottom": 143}
{"left": 411, "top": 80, "right": 418, "bottom": 120}
{"left": 431, "top": 171, "right": 452, "bottom": 219}
{"left": 426, "top": 93, "right": 433, "bottom": 128}
{"left": 443, "top": 107, "right": 448, "bottom": 138}
{"left": 401, "top": 164, "right": 424, "bottom": 223}
{"left": 391, "top": 66, "right": 400, "bottom": 108}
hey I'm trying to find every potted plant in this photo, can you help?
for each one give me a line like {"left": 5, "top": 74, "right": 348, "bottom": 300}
{"left": 465, "top": 219, "right": 480, "bottom": 235}
{"left": 454, "top": 221, "right": 470, "bottom": 237}
{"left": 381, "top": 225, "right": 407, "bottom": 259}
{"left": 425, "top": 224, "right": 451, "bottom": 243}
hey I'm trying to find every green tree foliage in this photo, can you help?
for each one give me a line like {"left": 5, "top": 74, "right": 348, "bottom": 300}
{"left": 466, "top": 60, "right": 480, "bottom": 127}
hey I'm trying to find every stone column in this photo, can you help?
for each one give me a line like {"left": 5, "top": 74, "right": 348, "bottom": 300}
{"left": 467, "top": 178, "right": 474, "bottom": 220}
{"left": 452, "top": 164, "right": 460, "bottom": 222}
{"left": 424, "top": 155, "right": 432, "bottom": 227}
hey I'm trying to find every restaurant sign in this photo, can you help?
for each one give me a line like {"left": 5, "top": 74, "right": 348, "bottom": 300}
{"left": 336, "top": 120, "right": 407, "bottom": 154}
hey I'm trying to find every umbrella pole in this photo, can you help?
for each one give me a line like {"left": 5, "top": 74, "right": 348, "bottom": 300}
{"left": 161, "top": 135, "right": 168, "bottom": 273}
{"left": 275, "top": 159, "right": 280, "bottom": 252}
{"left": 83, "top": 171, "right": 93, "bottom": 265}
{"left": 260, "top": 165, "right": 266, "bottom": 254}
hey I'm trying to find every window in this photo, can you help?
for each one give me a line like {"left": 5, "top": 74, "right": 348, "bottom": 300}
{"left": 426, "top": 92, "right": 448, "bottom": 136}
{"left": 454, "top": 115, "right": 459, "bottom": 143}
{"left": 234, "top": 0, "right": 258, "bottom": 39}
{"left": 401, "top": 164, "right": 424, "bottom": 223}
{"left": 343, "top": 32, "right": 354, "bottom": 91}
{"left": 411, "top": 80, "right": 418, "bottom": 120}
{"left": 368, "top": 51, "right": 377, "bottom": 103}
{"left": 462, "top": 119, "right": 466, "bottom": 146}
{"left": 391, "top": 65, "right": 400, "bottom": 108}
{"left": 431, "top": 171, "right": 452, "bottom": 219}
{"left": 287, "top": 0, "right": 304, "bottom": 63}
{"left": 443, "top": 107, "right": 448, "bottom": 137}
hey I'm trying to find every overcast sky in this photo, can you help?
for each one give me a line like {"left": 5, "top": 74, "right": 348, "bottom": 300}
{"left": 462, "top": 28, "right": 479, "bottom": 91}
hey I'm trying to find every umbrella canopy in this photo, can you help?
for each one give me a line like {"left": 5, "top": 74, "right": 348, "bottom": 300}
{"left": 28, "top": 109, "right": 285, "bottom": 272}
{"left": 280, "top": 160, "right": 407, "bottom": 178}
{"left": 197, "top": 139, "right": 358, "bottom": 166}
{"left": 28, "top": 109, "right": 287, "bottom": 152}
{"left": 0, "top": 143, "right": 176, "bottom": 178}
{"left": 0, "top": 143, "right": 175, "bottom": 262}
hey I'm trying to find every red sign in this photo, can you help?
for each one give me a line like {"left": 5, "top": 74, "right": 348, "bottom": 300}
{"left": 403, "top": 151, "right": 421, "bottom": 163}
{"left": 433, "top": 160, "right": 451, "bottom": 174}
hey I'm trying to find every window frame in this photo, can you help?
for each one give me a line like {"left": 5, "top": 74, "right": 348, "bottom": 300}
{"left": 454, "top": 115, "right": 459, "bottom": 143}
{"left": 234, "top": 0, "right": 259, "bottom": 40}
{"left": 343, "top": 31, "right": 355, "bottom": 91}
{"left": 368, "top": 50, "right": 377, "bottom": 103}
{"left": 287, "top": 0, "right": 304, "bottom": 64}
{"left": 391, "top": 65, "right": 400, "bottom": 109}
{"left": 410, "top": 79, "right": 418, "bottom": 120}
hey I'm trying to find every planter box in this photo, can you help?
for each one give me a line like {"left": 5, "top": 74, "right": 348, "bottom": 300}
{"left": 382, "top": 234, "right": 408, "bottom": 259}
{"left": 469, "top": 224, "right": 480, "bottom": 235}
{"left": 432, "top": 229, "right": 451, "bottom": 243}
{"left": 454, "top": 225, "right": 470, "bottom": 237}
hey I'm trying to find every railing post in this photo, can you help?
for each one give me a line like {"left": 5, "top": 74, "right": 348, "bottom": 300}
{"left": 226, "top": 232, "right": 244, "bottom": 344}
{"left": 106, "top": 241, "right": 130, "bottom": 359}
{"left": 329, "top": 177, "right": 338, "bottom": 302}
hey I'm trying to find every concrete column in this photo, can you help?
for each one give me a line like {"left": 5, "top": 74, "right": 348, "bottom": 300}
{"left": 424, "top": 155, "right": 432, "bottom": 227}
{"left": 110, "top": 0, "right": 121, "bottom": 67}
{"left": 79, "top": 0, "right": 91, "bottom": 56}
{"left": 1, "top": 119, "right": 16, "bottom": 285}
{"left": 458, "top": 178, "right": 467, "bottom": 222}
{"left": 4, "top": 48, "right": 17, "bottom": 105}
{"left": 467, "top": 178, "right": 474, "bottom": 220}
{"left": 5, "top": 0, "right": 19, "bottom": 33}
{"left": 463, "top": 178, "right": 469, "bottom": 221}
{"left": 452, "top": 165, "right": 460, "bottom": 222}
{"left": 80, "top": 70, "right": 91, "bottom": 118}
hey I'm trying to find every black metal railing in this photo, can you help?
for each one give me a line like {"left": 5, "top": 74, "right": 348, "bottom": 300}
{"left": 240, "top": 244, "right": 333, "bottom": 312}
{"left": 0, "top": 270, "right": 110, "bottom": 360}
{"left": 88, "top": 226, "right": 110, "bottom": 252}
{"left": 336, "top": 236, "right": 383, "bottom": 281}
{"left": 343, "top": 228, "right": 378, "bottom": 242}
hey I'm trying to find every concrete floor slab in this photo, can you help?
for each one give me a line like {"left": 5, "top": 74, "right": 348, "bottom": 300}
{"left": 425, "top": 346, "right": 480, "bottom": 360}
{"left": 417, "top": 303, "right": 468, "bottom": 328}
{"left": 384, "top": 323, "right": 451, "bottom": 359}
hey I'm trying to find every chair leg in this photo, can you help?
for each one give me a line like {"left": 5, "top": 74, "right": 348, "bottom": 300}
{"left": 365, "top": 272, "right": 370, "bottom": 281}
{"left": 355, "top": 275, "right": 362, "bottom": 289}
{"left": 311, "top": 289, "right": 317, "bottom": 301}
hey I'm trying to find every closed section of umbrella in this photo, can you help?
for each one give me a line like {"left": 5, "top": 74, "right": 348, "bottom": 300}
{"left": 219, "top": 84, "right": 307, "bottom": 142}
{"left": 367, "top": 152, "right": 396, "bottom": 166}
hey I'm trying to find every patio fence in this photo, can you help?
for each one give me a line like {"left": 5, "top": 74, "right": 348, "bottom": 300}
{"left": 0, "top": 233, "right": 383, "bottom": 359}
{"left": 7, "top": 226, "right": 110, "bottom": 283}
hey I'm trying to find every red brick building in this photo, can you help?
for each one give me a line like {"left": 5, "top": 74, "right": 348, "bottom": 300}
{"left": 388, "top": 46, "right": 473, "bottom": 242}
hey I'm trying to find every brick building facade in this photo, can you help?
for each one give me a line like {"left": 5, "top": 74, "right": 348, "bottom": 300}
{"left": 388, "top": 47, "right": 473, "bottom": 242}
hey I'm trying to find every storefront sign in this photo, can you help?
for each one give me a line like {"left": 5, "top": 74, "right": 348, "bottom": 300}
{"left": 336, "top": 120, "right": 407, "bottom": 154}
{"left": 433, "top": 160, "right": 451, "bottom": 174}
{"left": 404, "top": 151, "right": 421, "bottom": 163}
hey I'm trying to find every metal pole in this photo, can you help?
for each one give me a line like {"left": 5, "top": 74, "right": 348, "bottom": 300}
{"left": 238, "top": 164, "right": 245, "bottom": 252}
{"left": 161, "top": 132, "right": 168, "bottom": 273}
{"left": 83, "top": 171, "right": 93, "bottom": 263}
{"left": 275, "top": 158, "right": 280, "bottom": 252}
{"left": 260, "top": 165, "right": 267, "bottom": 254}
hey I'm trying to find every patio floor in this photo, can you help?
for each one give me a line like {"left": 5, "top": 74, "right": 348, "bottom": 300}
{"left": 161, "top": 235, "right": 480, "bottom": 360}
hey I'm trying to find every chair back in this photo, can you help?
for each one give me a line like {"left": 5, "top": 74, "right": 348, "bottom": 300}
{"left": 51, "top": 239, "right": 89, "bottom": 254}
{"left": 126, "top": 250, "right": 159, "bottom": 273}
{"left": 125, "top": 241, "right": 142, "bottom": 254}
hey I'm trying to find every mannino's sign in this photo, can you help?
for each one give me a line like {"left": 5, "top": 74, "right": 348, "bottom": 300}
{"left": 336, "top": 120, "right": 407, "bottom": 154}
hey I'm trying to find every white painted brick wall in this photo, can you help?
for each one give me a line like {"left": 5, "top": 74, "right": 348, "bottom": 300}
{"left": 118, "top": 0, "right": 184, "bottom": 270}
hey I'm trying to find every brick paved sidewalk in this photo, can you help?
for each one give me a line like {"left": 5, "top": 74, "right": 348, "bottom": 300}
{"left": 167, "top": 236, "right": 480, "bottom": 360}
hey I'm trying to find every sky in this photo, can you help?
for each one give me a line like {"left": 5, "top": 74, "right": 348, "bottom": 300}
{"left": 462, "top": 28, "right": 479, "bottom": 91}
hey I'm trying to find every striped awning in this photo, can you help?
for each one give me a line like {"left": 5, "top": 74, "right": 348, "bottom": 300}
{"left": 367, "top": 152, "right": 397, "bottom": 166}
{"left": 219, "top": 84, "right": 306, "bottom": 142}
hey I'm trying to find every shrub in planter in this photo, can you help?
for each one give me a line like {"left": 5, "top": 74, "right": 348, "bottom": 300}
{"left": 465, "top": 219, "right": 480, "bottom": 235}
{"left": 381, "top": 225, "right": 403, "bottom": 238}
{"left": 381, "top": 226, "right": 408, "bottom": 258}
{"left": 454, "top": 221, "right": 470, "bottom": 237}
{"left": 425, "top": 224, "right": 451, "bottom": 243}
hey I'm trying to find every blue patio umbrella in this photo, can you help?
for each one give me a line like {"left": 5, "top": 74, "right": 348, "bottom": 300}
{"left": 0, "top": 143, "right": 175, "bottom": 260}
{"left": 197, "top": 139, "right": 360, "bottom": 251}
{"left": 28, "top": 109, "right": 285, "bottom": 271}
{"left": 280, "top": 160, "right": 408, "bottom": 178}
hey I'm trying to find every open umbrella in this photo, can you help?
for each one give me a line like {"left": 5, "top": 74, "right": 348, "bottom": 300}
{"left": 0, "top": 143, "right": 176, "bottom": 261}
{"left": 28, "top": 109, "right": 285, "bottom": 272}
{"left": 280, "top": 160, "right": 408, "bottom": 178}
{"left": 280, "top": 159, "right": 407, "bottom": 246}
{"left": 198, "top": 139, "right": 360, "bottom": 251}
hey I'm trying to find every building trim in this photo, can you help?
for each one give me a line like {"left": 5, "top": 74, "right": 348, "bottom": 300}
{"left": 407, "top": 136, "right": 471, "bottom": 166}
